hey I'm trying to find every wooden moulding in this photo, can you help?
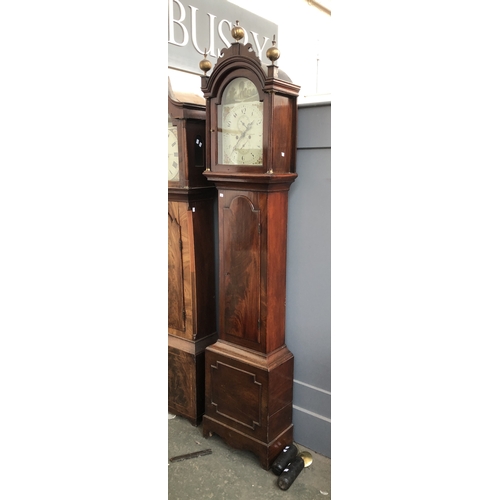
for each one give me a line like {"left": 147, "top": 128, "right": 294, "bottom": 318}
{"left": 167, "top": 185, "right": 216, "bottom": 202}
{"left": 204, "top": 171, "right": 297, "bottom": 192}
{"left": 203, "top": 416, "right": 293, "bottom": 471}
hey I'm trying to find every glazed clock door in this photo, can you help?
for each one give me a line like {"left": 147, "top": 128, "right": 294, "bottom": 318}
{"left": 218, "top": 77, "right": 264, "bottom": 166}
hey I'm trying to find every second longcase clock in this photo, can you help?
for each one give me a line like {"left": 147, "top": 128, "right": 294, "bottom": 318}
{"left": 168, "top": 80, "right": 217, "bottom": 425}
{"left": 199, "top": 24, "right": 300, "bottom": 469}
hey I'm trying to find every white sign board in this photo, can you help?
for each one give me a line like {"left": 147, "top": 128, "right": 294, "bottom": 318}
{"left": 168, "top": 0, "right": 278, "bottom": 75}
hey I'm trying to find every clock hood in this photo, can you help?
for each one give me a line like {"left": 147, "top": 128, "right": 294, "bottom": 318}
{"left": 200, "top": 42, "right": 300, "bottom": 100}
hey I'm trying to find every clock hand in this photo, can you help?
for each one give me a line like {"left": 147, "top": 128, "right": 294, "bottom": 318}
{"left": 236, "top": 120, "right": 254, "bottom": 143}
{"left": 232, "top": 134, "right": 249, "bottom": 153}
{"left": 242, "top": 120, "right": 254, "bottom": 132}
{"left": 231, "top": 119, "right": 255, "bottom": 153}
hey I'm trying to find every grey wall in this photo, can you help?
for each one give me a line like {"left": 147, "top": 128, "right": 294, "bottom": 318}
{"left": 286, "top": 101, "right": 331, "bottom": 457}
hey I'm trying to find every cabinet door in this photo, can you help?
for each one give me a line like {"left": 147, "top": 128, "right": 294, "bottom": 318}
{"left": 168, "top": 202, "right": 193, "bottom": 337}
{"left": 220, "top": 192, "right": 262, "bottom": 350}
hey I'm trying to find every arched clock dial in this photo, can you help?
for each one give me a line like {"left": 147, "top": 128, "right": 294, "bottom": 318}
{"left": 218, "top": 77, "right": 263, "bottom": 165}
{"left": 168, "top": 114, "right": 180, "bottom": 181}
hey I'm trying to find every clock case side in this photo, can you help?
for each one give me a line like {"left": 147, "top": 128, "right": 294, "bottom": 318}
{"left": 201, "top": 42, "right": 300, "bottom": 177}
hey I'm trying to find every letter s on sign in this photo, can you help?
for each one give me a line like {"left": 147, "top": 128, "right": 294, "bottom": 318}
{"left": 217, "top": 19, "right": 232, "bottom": 56}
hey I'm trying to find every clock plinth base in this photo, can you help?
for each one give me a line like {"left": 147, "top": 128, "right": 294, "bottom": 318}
{"left": 168, "top": 333, "right": 217, "bottom": 426}
{"left": 203, "top": 341, "right": 294, "bottom": 470}
{"left": 203, "top": 416, "right": 293, "bottom": 470}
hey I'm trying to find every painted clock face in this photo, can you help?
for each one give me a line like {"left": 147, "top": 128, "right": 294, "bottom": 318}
{"left": 168, "top": 114, "right": 180, "bottom": 181}
{"left": 218, "top": 77, "right": 263, "bottom": 165}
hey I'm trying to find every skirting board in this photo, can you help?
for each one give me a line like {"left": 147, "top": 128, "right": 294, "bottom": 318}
{"left": 292, "top": 380, "right": 331, "bottom": 458}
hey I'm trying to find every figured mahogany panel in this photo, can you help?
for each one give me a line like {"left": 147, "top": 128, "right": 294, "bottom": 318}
{"left": 168, "top": 202, "right": 185, "bottom": 332}
{"left": 221, "top": 194, "right": 261, "bottom": 345}
{"left": 269, "top": 94, "right": 297, "bottom": 174}
{"left": 168, "top": 192, "right": 217, "bottom": 340}
{"left": 209, "top": 361, "right": 262, "bottom": 430}
{"left": 168, "top": 201, "right": 193, "bottom": 339}
{"left": 168, "top": 345, "right": 207, "bottom": 425}
{"left": 268, "top": 352, "right": 294, "bottom": 416}
{"left": 263, "top": 190, "right": 289, "bottom": 352}
{"left": 168, "top": 348, "right": 194, "bottom": 417}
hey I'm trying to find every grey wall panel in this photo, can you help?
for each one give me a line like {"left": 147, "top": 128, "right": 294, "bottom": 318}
{"left": 293, "top": 406, "right": 331, "bottom": 458}
{"left": 293, "top": 380, "right": 331, "bottom": 419}
{"left": 287, "top": 147, "right": 331, "bottom": 391}
{"left": 286, "top": 102, "right": 331, "bottom": 457}
{"left": 297, "top": 104, "right": 332, "bottom": 149}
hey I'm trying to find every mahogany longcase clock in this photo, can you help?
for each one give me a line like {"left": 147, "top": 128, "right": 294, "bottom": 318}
{"left": 168, "top": 80, "right": 217, "bottom": 425}
{"left": 199, "top": 23, "right": 300, "bottom": 469}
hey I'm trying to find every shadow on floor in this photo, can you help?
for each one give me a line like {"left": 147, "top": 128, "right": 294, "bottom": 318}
{"left": 168, "top": 415, "right": 331, "bottom": 499}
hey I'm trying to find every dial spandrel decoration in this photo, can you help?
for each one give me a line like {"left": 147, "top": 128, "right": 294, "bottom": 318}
{"left": 218, "top": 78, "right": 263, "bottom": 166}
{"left": 168, "top": 114, "right": 180, "bottom": 181}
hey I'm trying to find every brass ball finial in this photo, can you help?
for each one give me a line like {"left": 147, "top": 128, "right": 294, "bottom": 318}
{"left": 266, "top": 35, "right": 280, "bottom": 63}
{"left": 199, "top": 49, "right": 212, "bottom": 75}
{"left": 231, "top": 20, "right": 245, "bottom": 42}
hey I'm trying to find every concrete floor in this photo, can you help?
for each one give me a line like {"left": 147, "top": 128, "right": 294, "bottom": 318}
{"left": 168, "top": 414, "right": 331, "bottom": 499}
